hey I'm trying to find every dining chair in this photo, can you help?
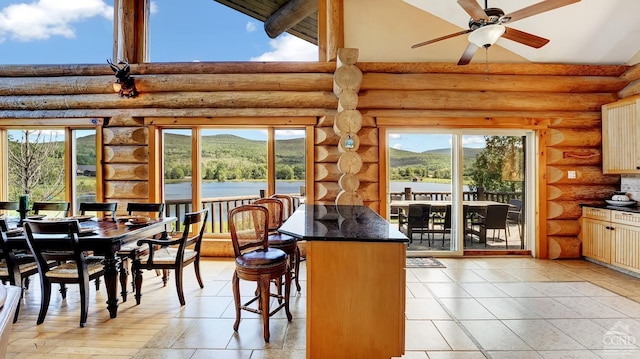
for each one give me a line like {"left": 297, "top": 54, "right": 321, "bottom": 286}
{"left": 270, "top": 194, "right": 294, "bottom": 221}
{"left": 0, "top": 218, "right": 40, "bottom": 322}
{"left": 79, "top": 202, "right": 117, "bottom": 220}
{"left": 473, "top": 204, "right": 510, "bottom": 248}
{"left": 118, "top": 202, "right": 165, "bottom": 301}
{"left": 0, "top": 201, "right": 19, "bottom": 213}
{"left": 132, "top": 208, "right": 208, "bottom": 305}
{"left": 31, "top": 201, "right": 71, "bottom": 218}
{"left": 23, "top": 219, "right": 105, "bottom": 327}
{"left": 254, "top": 197, "right": 300, "bottom": 292}
{"left": 506, "top": 199, "right": 523, "bottom": 239}
{"left": 228, "top": 204, "right": 292, "bottom": 342}
{"left": 399, "top": 203, "right": 431, "bottom": 245}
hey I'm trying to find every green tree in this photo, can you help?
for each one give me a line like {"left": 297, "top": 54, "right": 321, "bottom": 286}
{"left": 470, "top": 136, "right": 523, "bottom": 192}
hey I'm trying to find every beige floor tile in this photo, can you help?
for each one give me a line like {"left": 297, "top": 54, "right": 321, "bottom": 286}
{"left": 502, "top": 319, "right": 585, "bottom": 350}
{"left": 425, "top": 351, "right": 486, "bottom": 359}
{"left": 513, "top": 297, "right": 583, "bottom": 319}
{"left": 537, "top": 350, "right": 601, "bottom": 359}
{"left": 439, "top": 298, "right": 496, "bottom": 320}
{"left": 553, "top": 297, "right": 627, "bottom": 318}
{"left": 392, "top": 350, "right": 428, "bottom": 358}
{"left": 190, "top": 349, "right": 253, "bottom": 359}
{"left": 406, "top": 282, "right": 435, "bottom": 298}
{"left": 424, "top": 283, "right": 471, "bottom": 298}
{"left": 432, "top": 320, "right": 479, "bottom": 350}
{"left": 590, "top": 296, "right": 640, "bottom": 318}
{"left": 405, "top": 298, "right": 452, "bottom": 320}
{"left": 487, "top": 351, "right": 543, "bottom": 358}
{"left": 461, "top": 320, "right": 531, "bottom": 351}
{"left": 524, "top": 282, "right": 588, "bottom": 297}
{"left": 547, "top": 319, "right": 616, "bottom": 350}
{"left": 441, "top": 269, "right": 488, "bottom": 283}
{"left": 132, "top": 348, "right": 197, "bottom": 358}
{"left": 410, "top": 268, "right": 455, "bottom": 283}
{"left": 404, "top": 320, "right": 451, "bottom": 351}
{"left": 471, "top": 269, "right": 521, "bottom": 282}
{"left": 477, "top": 297, "right": 540, "bottom": 319}
{"left": 493, "top": 282, "right": 547, "bottom": 298}
{"left": 248, "top": 349, "right": 306, "bottom": 359}
{"left": 458, "top": 282, "right": 509, "bottom": 297}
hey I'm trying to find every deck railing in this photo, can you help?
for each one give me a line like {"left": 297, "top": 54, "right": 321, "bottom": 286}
{"left": 165, "top": 194, "right": 302, "bottom": 234}
{"left": 390, "top": 187, "right": 522, "bottom": 204}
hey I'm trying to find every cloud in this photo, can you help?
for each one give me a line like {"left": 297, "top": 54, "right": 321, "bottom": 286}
{"left": 462, "top": 135, "right": 486, "bottom": 147}
{"left": 246, "top": 21, "right": 257, "bottom": 33}
{"left": 392, "top": 143, "right": 403, "bottom": 150}
{"left": 0, "top": 0, "right": 112, "bottom": 42}
{"left": 150, "top": 1, "right": 158, "bottom": 14}
{"left": 250, "top": 33, "right": 317, "bottom": 61}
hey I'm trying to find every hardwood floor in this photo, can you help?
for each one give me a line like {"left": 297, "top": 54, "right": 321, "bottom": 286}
{"left": 5, "top": 257, "right": 640, "bottom": 358}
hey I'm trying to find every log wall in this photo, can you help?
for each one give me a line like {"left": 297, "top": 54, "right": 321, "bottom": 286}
{"left": 0, "top": 60, "right": 634, "bottom": 258}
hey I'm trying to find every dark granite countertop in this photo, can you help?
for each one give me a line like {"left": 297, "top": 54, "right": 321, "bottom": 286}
{"left": 278, "top": 204, "right": 409, "bottom": 243}
{"left": 580, "top": 203, "right": 640, "bottom": 213}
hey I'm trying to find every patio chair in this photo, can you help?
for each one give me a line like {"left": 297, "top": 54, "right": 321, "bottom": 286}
{"left": 506, "top": 199, "right": 522, "bottom": 240}
{"left": 132, "top": 208, "right": 208, "bottom": 306}
{"left": 399, "top": 203, "right": 431, "bottom": 245}
{"left": 472, "top": 204, "right": 510, "bottom": 248}
{"left": 23, "top": 219, "right": 105, "bottom": 327}
{"left": 254, "top": 197, "right": 300, "bottom": 292}
{"left": 228, "top": 204, "right": 292, "bottom": 342}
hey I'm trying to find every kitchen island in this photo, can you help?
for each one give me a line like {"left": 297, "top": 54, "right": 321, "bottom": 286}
{"left": 279, "top": 204, "right": 409, "bottom": 359}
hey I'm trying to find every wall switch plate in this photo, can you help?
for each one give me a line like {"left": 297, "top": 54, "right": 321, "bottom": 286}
{"left": 568, "top": 170, "right": 577, "bottom": 179}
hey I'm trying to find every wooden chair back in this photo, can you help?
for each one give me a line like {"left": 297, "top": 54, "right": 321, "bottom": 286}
{"left": 270, "top": 194, "right": 294, "bottom": 220}
{"left": 127, "top": 202, "right": 164, "bottom": 217}
{"left": 254, "top": 198, "right": 284, "bottom": 232}
{"left": 228, "top": 205, "right": 269, "bottom": 257}
{"left": 79, "top": 202, "right": 117, "bottom": 220}
{"left": 0, "top": 201, "right": 19, "bottom": 211}
{"left": 31, "top": 202, "right": 71, "bottom": 217}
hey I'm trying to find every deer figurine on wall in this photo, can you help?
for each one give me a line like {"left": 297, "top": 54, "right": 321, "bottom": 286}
{"left": 107, "top": 59, "right": 138, "bottom": 98}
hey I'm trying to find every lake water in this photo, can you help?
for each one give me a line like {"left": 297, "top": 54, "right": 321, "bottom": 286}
{"left": 164, "top": 181, "right": 466, "bottom": 200}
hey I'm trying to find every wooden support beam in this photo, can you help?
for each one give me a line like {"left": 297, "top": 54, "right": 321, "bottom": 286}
{"left": 264, "top": 0, "right": 318, "bottom": 39}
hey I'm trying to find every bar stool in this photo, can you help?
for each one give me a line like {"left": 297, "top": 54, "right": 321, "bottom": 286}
{"left": 254, "top": 197, "right": 301, "bottom": 292}
{"left": 229, "top": 204, "right": 292, "bottom": 342}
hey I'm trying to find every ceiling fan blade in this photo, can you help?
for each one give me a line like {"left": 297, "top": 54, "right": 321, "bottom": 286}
{"left": 411, "top": 30, "right": 472, "bottom": 49}
{"left": 457, "top": 0, "right": 489, "bottom": 22}
{"left": 503, "top": 27, "right": 550, "bottom": 48}
{"left": 502, "top": 0, "right": 581, "bottom": 24}
{"left": 457, "top": 43, "right": 479, "bottom": 65}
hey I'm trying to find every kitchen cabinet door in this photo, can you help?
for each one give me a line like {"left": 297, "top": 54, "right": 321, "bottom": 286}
{"left": 611, "top": 222, "right": 640, "bottom": 273}
{"left": 602, "top": 97, "right": 640, "bottom": 174}
{"left": 581, "top": 217, "right": 611, "bottom": 263}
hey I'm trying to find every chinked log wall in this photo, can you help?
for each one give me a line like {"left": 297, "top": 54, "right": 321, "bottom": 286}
{"left": 1, "top": 61, "right": 639, "bottom": 258}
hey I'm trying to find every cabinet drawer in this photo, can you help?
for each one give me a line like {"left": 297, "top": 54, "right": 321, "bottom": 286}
{"left": 611, "top": 211, "right": 640, "bottom": 226}
{"left": 582, "top": 207, "right": 611, "bottom": 221}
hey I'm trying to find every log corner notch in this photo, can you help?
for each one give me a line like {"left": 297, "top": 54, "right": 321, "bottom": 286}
{"left": 333, "top": 48, "right": 363, "bottom": 206}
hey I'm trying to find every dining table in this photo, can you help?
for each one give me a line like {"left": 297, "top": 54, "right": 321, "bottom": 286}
{"left": 390, "top": 200, "right": 509, "bottom": 243}
{"left": 5, "top": 215, "right": 177, "bottom": 318}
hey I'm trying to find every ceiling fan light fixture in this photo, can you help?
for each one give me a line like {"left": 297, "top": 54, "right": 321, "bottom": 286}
{"left": 468, "top": 24, "right": 506, "bottom": 47}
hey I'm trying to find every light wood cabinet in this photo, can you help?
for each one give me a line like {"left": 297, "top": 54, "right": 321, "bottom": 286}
{"left": 602, "top": 96, "right": 640, "bottom": 174}
{"left": 582, "top": 207, "right": 640, "bottom": 273}
{"left": 582, "top": 207, "right": 612, "bottom": 263}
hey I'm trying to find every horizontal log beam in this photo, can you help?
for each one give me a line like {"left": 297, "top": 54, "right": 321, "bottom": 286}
{"left": 359, "top": 90, "right": 616, "bottom": 112}
{"left": 0, "top": 91, "right": 337, "bottom": 110}
{"left": 361, "top": 73, "right": 628, "bottom": 93}
{"left": 547, "top": 184, "right": 617, "bottom": 201}
{"left": 370, "top": 109, "right": 599, "bottom": 119}
{"left": 547, "top": 166, "right": 619, "bottom": 185}
{"left": 376, "top": 116, "right": 551, "bottom": 128}
{"left": 357, "top": 62, "right": 629, "bottom": 76}
{"left": 0, "top": 62, "right": 337, "bottom": 77}
{"left": 618, "top": 79, "right": 640, "bottom": 99}
{"left": 0, "top": 73, "right": 334, "bottom": 96}
{"left": 0, "top": 108, "right": 335, "bottom": 119}
{"left": 546, "top": 147, "right": 602, "bottom": 166}
{"left": 264, "top": 0, "right": 317, "bottom": 38}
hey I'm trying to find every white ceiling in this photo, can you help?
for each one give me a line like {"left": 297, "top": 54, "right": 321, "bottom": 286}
{"left": 403, "top": 0, "right": 640, "bottom": 65}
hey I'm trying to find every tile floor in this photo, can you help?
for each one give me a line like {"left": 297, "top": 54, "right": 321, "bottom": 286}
{"left": 5, "top": 257, "right": 640, "bottom": 358}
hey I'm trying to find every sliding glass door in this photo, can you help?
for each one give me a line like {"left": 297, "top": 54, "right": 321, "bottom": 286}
{"left": 388, "top": 129, "right": 533, "bottom": 256}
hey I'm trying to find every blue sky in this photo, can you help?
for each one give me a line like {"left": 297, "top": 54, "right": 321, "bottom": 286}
{"left": 0, "top": 0, "right": 484, "bottom": 152}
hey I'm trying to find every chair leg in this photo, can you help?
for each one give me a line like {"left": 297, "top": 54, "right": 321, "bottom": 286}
{"left": 120, "top": 258, "right": 129, "bottom": 302}
{"left": 194, "top": 257, "right": 204, "bottom": 289}
{"left": 37, "top": 280, "right": 52, "bottom": 325}
{"left": 294, "top": 246, "right": 301, "bottom": 292}
{"left": 259, "top": 274, "right": 271, "bottom": 342}
{"left": 162, "top": 269, "right": 170, "bottom": 287}
{"left": 232, "top": 271, "right": 241, "bottom": 332}
{"left": 94, "top": 277, "right": 101, "bottom": 291}
{"left": 175, "top": 267, "right": 185, "bottom": 306}
{"left": 133, "top": 260, "right": 143, "bottom": 305}
{"left": 283, "top": 266, "right": 292, "bottom": 322}
{"left": 59, "top": 283, "right": 67, "bottom": 299}
{"left": 79, "top": 275, "right": 91, "bottom": 328}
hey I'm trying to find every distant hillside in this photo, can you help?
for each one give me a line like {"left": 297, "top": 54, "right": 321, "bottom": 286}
{"left": 76, "top": 133, "right": 483, "bottom": 180}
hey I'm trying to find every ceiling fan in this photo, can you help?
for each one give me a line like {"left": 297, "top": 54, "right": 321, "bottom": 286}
{"left": 411, "top": 0, "right": 581, "bottom": 65}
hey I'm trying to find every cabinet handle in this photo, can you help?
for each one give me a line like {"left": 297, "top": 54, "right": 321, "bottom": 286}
{"left": 637, "top": 166, "right": 640, "bottom": 170}
{"left": 606, "top": 226, "right": 615, "bottom": 230}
